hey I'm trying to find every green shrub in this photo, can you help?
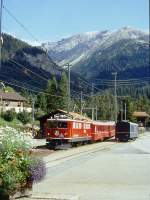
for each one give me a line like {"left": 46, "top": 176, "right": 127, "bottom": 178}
{"left": 2, "top": 110, "right": 16, "bottom": 122}
{"left": 0, "top": 130, "right": 46, "bottom": 197}
{"left": 17, "top": 111, "right": 31, "bottom": 124}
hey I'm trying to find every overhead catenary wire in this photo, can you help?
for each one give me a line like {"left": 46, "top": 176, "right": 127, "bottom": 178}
{"left": 0, "top": 73, "right": 87, "bottom": 100}
{"left": 0, "top": 72, "right": 46, "bottom": 92}
{"left": 92, "top": 77, "right": 150, "bottom": 84}
{"left": 3, "top": 4, "right": 61, "bottom": 75}
{"left": 3, "top": 5, "right": 39, "bottom": 43}
{"left": 9, "top": 59, "right": 49, "bottom": 82}
{"left": 91, "top": 77, "right": 150, "bottom": 82}
{"left": 78, "top": 77, "right": 102, "bottom": 93}
{"left": 0, "top": 78, "right": 70, "bottom": 99}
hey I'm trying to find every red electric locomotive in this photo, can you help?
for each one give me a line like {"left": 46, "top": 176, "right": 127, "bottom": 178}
{"left": 46, "top": 119, "right": 92, "bottom": 149}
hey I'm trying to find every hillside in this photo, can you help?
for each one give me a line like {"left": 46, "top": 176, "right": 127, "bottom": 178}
{"left": 72, "top": 38, "right": 149, "bottom": 80}
{"left": 0, "top": 33, "right": 91, "bottom": 95}
{"left": 1, "top": 33, "right": 62, "bottom": 90}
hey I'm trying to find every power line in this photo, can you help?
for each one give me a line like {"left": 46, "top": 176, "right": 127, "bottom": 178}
{"left": 92, "top": 78, "right": 150, "bottom": 84}
{"left": 91, "top": 77, "right": 150, "bottom": 82}
{"left": 3, "top": 5, "right": 39, "bottom": 43}
{"left": 0, "top": 78, "right": 70, "bottom": 99}
{"left": 0, "top": 72, "right": 45, "bottom": 92}
{"left": 78, "top": 77, "right": 102, "bottom": 93}
{"left": 71, "top": 90, "right": 90, "bottom": 97}
{"left": 9, "top": 59, "right": 49, "bottom": 82}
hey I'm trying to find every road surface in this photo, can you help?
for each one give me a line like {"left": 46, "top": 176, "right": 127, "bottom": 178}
{"left": 27, "top": 132, "right": 150, "bottom": 200}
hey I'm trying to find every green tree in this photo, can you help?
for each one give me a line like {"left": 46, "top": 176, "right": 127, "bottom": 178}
{"left": 122, "top": 97, "right": 135, "bottom": 121}
{"left": 35, "top": 93, "right": 47, "bottom": 113}
{"left": 59, "top": 72, "right": 68, "bottom": 110}
{"left": 46, "top": 77, "right": 59, "bottom": 113}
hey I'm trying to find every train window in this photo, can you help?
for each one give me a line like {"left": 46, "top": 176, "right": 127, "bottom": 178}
{"left": 84, "top": 124, "right": 90, "bottom": 129}
{"left": 58, "top": 122, "right": 67, "bottom": 128}
{"left": 73, "top": 122, "right": 76, "bottom": 129}
{"left": 47, "top": 121, "right": 57, "bottom": 128}
{"left": 73, "top": 122, "right": 82, "bottom": 129}
{"left": 47, "top": 121, "right": 67, "bottom": 128}
{"left": 78, "top": 123, "right": 81, "bottom": 129}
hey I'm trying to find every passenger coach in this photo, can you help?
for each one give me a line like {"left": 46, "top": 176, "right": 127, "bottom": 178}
{"left": 91, "top": 121, "right": 115, "bottom": 141}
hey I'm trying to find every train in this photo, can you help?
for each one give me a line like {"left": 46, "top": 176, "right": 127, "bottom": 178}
{"left": 46, "top": 118, "right": 115, "bottom": 149}
{"left": 115, "top": 121, "right": 139, "bottom": 142}
{"left": 45, "top": 115, "right": 139, "bottom": 149}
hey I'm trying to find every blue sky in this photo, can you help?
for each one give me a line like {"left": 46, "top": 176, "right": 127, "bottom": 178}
{"left": 2, "top": 0, "right": 149, "bottom": 44}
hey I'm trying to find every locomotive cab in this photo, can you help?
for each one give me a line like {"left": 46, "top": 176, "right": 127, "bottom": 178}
{"left": 46, "top": 119, "right": 70, "bottom": 149}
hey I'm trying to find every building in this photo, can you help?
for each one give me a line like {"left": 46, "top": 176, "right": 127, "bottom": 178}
{"left": 0, "top": 91, "right": 32, "bottom": 113}
{"left": 133, "top": 111, "right": 150, "bottom": 127}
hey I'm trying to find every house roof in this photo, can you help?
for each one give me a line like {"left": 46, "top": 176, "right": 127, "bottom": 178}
{"left": 0, "top": 92, "right": 27, "bottom": 102}
{"left": 133, "top": 111, "right": 150, "bottom": 118}
{"left": 38, "top": 109, "right": 92, "bottom": 122}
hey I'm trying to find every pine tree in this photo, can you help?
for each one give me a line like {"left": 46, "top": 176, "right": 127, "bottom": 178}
{"left": 36, "top": 93, "right": 47, "bottom": 112}
{"left": 46, "top": 77, "right": 59, "bottom": 113}
{"left": 59, "top": 72, "right": 68, "bottom": 111}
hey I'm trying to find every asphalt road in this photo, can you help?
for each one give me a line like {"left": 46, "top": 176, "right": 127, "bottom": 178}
{"left": 30, "top": 132, "right": 150, "bottom": 200}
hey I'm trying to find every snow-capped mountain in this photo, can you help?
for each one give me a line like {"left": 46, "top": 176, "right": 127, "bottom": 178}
{"left": 41, "top": 27, "right": 149, "bottom": 66}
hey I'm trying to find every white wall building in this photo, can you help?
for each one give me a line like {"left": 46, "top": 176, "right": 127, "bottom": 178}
{"left": 0, "top": 91, "right": 32, "bottom": 113}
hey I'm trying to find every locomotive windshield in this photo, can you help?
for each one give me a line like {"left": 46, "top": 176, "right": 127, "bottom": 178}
{"left": 47, "top": 121, "right": 67, "bottom": 128}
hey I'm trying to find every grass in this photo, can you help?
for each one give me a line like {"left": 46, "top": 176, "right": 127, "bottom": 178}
{"left": 0, "top": 117, "right": 40, "bottom": 131}
{"left": 0, "top": 117, "right": 23, "bottom": 129}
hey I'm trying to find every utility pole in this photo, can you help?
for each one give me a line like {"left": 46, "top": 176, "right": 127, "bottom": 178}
{"left": 0, "top": 81, "right": 5, "bottom": 113}
{"left": 31, "top": 94, "right": 36, "bottom": 138}
{"left": 0, "top": 0, "right": 3, "bottom": 71}
{"left": 124, "top": 102, "right": 127, "bottom": 121}
{"left": 112, "top": 72, "right": 117, "bottom": 122}
{"left": 80, "top": 91, "right": 83, "bottom": 115}
{"left": 91, "top": 83, "right": 94, "bottom": 120}
{"left": 95, "top": 105, "right": 98, "bottom": 121}
{"left": 121, "top": 101, "right": 123, "bottom": 120}
{"left": 66, "top": 63, "right": 71, "bottom": 114}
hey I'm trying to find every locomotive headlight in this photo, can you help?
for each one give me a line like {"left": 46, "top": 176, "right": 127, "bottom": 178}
{"left": 54, "top": 130, "right": 59, "bottom": 136}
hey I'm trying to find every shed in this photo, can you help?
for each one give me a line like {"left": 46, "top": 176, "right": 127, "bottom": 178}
{"left": 133, "top": 111, "right": 150, "bottom": 127}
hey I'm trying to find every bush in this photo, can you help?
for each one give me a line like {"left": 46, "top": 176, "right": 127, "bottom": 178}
{"left": 0, "top": 130, "right": 46, "bottom": 197}
{"left": 2, "top": 110, "right": 16, "bottom": 122}
{"left": 17, "top": 111, "right": 31, "bottom": 124}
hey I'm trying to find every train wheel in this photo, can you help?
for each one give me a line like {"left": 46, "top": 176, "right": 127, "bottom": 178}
{"left": 72, "top": 142, "right": 77, "bottom": 147}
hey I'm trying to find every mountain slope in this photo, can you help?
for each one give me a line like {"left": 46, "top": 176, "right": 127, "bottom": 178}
{"left": 42, "top": 27, "right": 149, "bottom": 67}
{"left": 0, "top": 33, "right": 91, "bottom": 95}
{"left": 1, "top": 33, "right": 62, "bottom": 90}
{"left": 73, "top": 38, "right": 149, "bottom": 80}
{"left": 42, "top": 27, "right": 149, "bottom": 83}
